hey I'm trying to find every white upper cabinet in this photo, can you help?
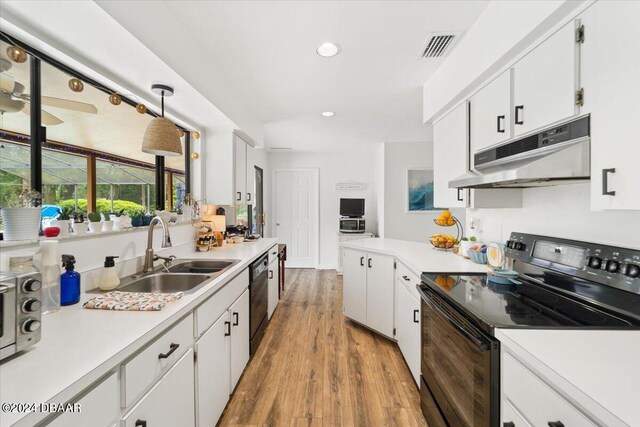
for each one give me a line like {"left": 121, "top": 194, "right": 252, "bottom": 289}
{"left": 234, "top": 134, "right": 247, "bottom": 204}
{"left": 205, "top": 131, "right": 254, "bottom": 205}
{"left": 470, "top": 70, "right": 512, "bottom": 153}
{"left": 512, "top": 21, "right": 578, "bottom": 136}
{"left": 433, "top": 103, "right": 468, "bottom": 208}
{"left": 580, "top": 1, "right": 640, "bottom": 210}
{"left": 246, "top": 143, "right": 255, "bottom": 204}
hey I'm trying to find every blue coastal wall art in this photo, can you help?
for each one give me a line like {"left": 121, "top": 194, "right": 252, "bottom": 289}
{"left": 407, "top": 169, "right": 435, "bottom": 212}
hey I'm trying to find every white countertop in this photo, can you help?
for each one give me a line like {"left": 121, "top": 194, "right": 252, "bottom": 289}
{"left": 341, "top": 237, "right": 489, "bottom": 275}
{"left": 0, "top": 238, "right": 278, "bottom": 427}
{"left": 496, "top": 328, "right": 640, "bottom": 427}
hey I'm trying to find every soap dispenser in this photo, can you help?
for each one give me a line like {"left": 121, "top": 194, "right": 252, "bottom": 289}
{"left": 99, "top": 256, "right": 120, "bottom": 291}
{"left": 60, "top": 254, "right": 81, "bottom": 306}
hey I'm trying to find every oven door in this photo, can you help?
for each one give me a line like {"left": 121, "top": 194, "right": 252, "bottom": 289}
{"left": 0, "top": 283, "right": 17, "bottom": 351}
{"left": 420, "top": 286, "right": 498, "bottom": 427}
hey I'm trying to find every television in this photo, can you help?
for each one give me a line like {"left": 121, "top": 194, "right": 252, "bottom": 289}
{"left": 340, "top": 198, "right": 365, "bottom": 217}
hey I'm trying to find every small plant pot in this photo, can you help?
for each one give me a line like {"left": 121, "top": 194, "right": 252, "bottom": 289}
{"left": 102, "top": 220, "right": 114, "bottom": 232}
{"left": 50, "top": 219, "right": 71, "bottom": 236}
{"left": 112, "top": 216, "right": 130, "bottom": 229}
{"left": 1, "top": 207, "right": 41, "bottom": 241}
{"left": 143, "top": 215, "right": 152, "bottom": 226}
{"left": 182, "top": 208, "right": 192, "bottom": 222}
{"left": 72, "top": 222, "right": 89, "bottom": 235}
{"left": 131, "top": 217, "right": 144, "bottom": 227}
{"left": 88, "top": 222, "right": 103, "bottom": 233}
{"left": 175, "top": 214, "right": 184, "bottom": 223}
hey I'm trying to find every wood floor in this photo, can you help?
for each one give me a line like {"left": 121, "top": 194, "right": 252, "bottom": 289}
{"left": 219, "top": 269, "right": 427, "bottom": 427}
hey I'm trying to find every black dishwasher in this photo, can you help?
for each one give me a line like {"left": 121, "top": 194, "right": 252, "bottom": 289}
{"left": 249, "top": 253, "right": 269, "bottom": 355}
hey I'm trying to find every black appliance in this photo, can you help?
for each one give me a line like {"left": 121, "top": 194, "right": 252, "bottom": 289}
{"left": 339, "top": 198, "right": 365, "bottom": 218}
{"left": 339, "top": 217, "right": 366, "bottom": 234}
{"left": 418, "top": 232, "right": 640, "bottom": 427}
{"left": 249, "top": 253, "right": 269, "bottom": 355}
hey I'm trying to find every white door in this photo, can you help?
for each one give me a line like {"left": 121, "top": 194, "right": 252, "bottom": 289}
{"left": 234, "top": 136, "right": 247, "bottom": 204}
{"left": 267, "top": 259, "right": 279, "bottom": 319}
{"left": 433, "top": 103, "right": 468, "bottom": 208}
{"left": 512, "top": 22, "right": 577, "bottom": 136}
{"left": 196, "top": 312, "right": 231, "bottom": 427}
{"left": 122, "top": 349, "right": 195, "bottom": 427}
{"left": 581, "top": 1, "right": 640, "bottom": 210}
{"left": 470, "top": 70, "right": 512, "bottom": 154}
{"left": 273, "top": 169, "right": 319, "bottom": 268}
{"left": 229, "top": 289, "right": 250, "bottom": 391}
{"left": 342, "top": 248, "right": 367, "bottom": 325}
{"left": 365, "top": 252, "right": 395, "bottom": 338}
{"left": 395, "top": 280, "right": 421, "bottom": 386}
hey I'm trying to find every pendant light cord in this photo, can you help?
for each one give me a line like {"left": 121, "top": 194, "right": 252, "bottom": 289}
{"left": 161, "top": 91, "right": 165, "bottom": 117}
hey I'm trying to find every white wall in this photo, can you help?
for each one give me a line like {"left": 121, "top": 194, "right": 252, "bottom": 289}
{"left": 375, "top": 144, "right": 385, "bottom": 237}
{"left": 266, "top": 151, "right": 378, "bottom": 269}
{"left": 467, "top": 184, "right": 640, "bottom": 249}
{"left": 382, "top": 142, "right": 465, "bottom": 242}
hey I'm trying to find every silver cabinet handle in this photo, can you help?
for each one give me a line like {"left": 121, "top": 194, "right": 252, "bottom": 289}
{"left": 602, "top": 168, "right": 616, "bottom": 196}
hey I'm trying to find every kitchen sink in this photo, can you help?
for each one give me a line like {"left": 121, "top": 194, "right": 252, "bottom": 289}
{"left": 117, "top": 273, "right": 211, "bottom": 294}
{"left": 166, "top": 259, "right": 240, "bottom": 274}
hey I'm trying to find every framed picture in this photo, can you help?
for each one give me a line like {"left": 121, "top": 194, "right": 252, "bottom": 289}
{"left": 407, "top": 168, "right": 436, "bottom": 212}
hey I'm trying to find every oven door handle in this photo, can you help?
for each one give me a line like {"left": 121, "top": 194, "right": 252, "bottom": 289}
{"left": 423, "top": 294, "right": 489, "bottom": 350}
{"left": 0, "top": 285, "right": 10, "bottom": 294}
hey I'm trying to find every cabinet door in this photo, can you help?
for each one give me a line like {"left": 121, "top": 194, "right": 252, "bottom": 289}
{"left": 49, "top": 372, "right": 118, "bottom": 427}
{"left": 433, "top": 103, "right": 468, "bottom": 208}
{"left": 122, "top": 349, "right": 195, "bottom": 427}
{"left": 470, "top": 70, "right": 512, "bottom": 153}
{"left": 245, "top": 144, "right": 255, "bottom": 205}
{"left": 230, "top": 289, "right": 250, "bottom": 391}
{"left": 365, "top": 252, "right": 395, "bottom": 338}
{"left": 342, "top": 248, "right": 367, "bottom": 325}
{"left": 581, "top": 1, "right": 640, "bottom": 210}
{"left": 513, "top": 22, "right": 577, "bottom": 136}
{"left": 395, "top": 280, "right": 420, "bottom": 386}
{"left": 268, "top": 260, "right": 279, "bottom": 319}
{"left": 501, "top": 399, "right": 532, "bottom": 427}
{"left": 196, "top": 312, "right": 231, "bottom": 427}
{"left": 234, "top": 136, "right": 247, "bottom": 204}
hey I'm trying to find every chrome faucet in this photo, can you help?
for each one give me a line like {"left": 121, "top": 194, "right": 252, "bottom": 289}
{"left": 143, "top": 216, "right": 173, "bottom": 273}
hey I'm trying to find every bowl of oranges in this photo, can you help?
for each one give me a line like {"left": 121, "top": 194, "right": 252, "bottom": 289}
{"left": 429, "top": 210, "right": 463, "bottom": 250}
{"left": 429, "top": 234, "right": 458, "bottom": 250}
{"left": 434, "top": 209, "right": 456, "bottom": 226}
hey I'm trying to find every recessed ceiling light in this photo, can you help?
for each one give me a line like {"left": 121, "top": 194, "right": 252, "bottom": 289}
{"left": 316, "top": 42, "right": 341, "bottom": 57}
{"left": 321, "top": 111, "right": 335, "bottom": 117}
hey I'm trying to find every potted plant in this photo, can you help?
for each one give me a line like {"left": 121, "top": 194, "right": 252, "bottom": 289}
{"left": 111, "top": 209, "right": 130, "bottom": 230}
{"left": 175, "top": 206, "right": 184, "bottom": 223}
{"left": 131, "top": 210, "right": 144, "bottom": 227}
{"left": 72, "top": 211, "right": 88, "bottom": 235}
{"left": 51, "top": 207, "right": 73, "bottom": 236}
{"left": 143, "top": 211, "right": 153, "bottom": 226}
{"left": 182, "top": 194, "right": 193, "bottom": 221}
{"left": 459, "top": 236, "right": 477, "bottom": 258}
{"left": 101, "top": 211, "right": 113, "bottom": 232}
{"left": 1, "top": 189, "right": 42, "bottom": 241}
{"left": 88, "top": 212, "right": 102, "bottom": 233}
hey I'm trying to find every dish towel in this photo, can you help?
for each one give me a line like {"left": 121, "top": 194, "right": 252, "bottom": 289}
{"left": 83, "top": 291, "right": 183, "bottom": 311}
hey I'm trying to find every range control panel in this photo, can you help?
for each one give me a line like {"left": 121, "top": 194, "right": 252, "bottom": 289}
{"left": 506, "top": 232, "right": 640, "bottom": 294}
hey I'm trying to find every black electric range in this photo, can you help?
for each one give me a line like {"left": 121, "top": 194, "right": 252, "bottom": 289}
{"left": 417, "top": 232, "right": 640, "bottom": 427}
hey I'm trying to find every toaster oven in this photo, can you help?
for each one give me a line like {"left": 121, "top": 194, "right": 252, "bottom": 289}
{"left": 0, "top": 271, "right": 42, "bottom": 360}
{"left": 339, "top": 217, "right": 366, "bottom": 234}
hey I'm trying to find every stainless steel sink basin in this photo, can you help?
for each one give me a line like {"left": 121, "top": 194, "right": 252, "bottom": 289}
{"left": 117, "top": 273, "right": 211, "bottom": 294}
{"left": 166, "top": 259, "right": 240, "bottom": 274}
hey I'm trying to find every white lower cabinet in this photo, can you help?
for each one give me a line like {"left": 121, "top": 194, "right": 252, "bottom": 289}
{"left": 342, "top": 248, "right": 395, "bottom": 338}
{"left": 267, "top": 257, "right": 279, "bottom": 319}
{"left": 501, "top": 348, "right": 596, "bottom": 427}
{"left": 122, "top": 349, "right": 195, "bottom": 427}
{"left": 48, "top": 372, "right": 119, "bottom": 427}
{"left": 394, "top": 274, "right": 420, "bottom": 386}
{"left": 196, "top": 289, "right": 250, "bottom": 427}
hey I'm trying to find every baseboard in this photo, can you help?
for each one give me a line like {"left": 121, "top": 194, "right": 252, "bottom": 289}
{"left": 317, "top": 263, "right": 338, "bottom": 270}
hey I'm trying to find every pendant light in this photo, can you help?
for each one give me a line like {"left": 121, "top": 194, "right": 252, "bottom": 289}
{"left": 141, "top": 84, "right": 182, "bottom": 156}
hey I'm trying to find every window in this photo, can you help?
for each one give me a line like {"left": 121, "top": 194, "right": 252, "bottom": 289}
{"left": 96, "top": 159, "right": 155, "bottom": 215}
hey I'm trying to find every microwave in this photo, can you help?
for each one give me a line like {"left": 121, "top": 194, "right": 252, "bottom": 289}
{"left": 1, "top": 271, "right": 42, "bottom": 361}
{"left": 339, "top": 217, "right": 366, "bottom": 234}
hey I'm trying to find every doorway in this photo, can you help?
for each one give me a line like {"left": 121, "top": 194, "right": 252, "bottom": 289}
{"left": 252, "top": 166, "right": 264, "bottom": 236}
{"left": 272, "top": 168, "right": 319, "bottom": 268}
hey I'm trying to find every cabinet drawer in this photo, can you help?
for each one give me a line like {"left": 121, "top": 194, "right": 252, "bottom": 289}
{"left": 122, "top": 349, "right": 195, "bottom": 427}
{"left": 49, "top": 372, "right": 119, "bottom": 427}
{"left": 396, "top": 261, "right": 421, "bottom": 300}
{"left": 122, "top": 313, "right": 194, "bottom": 408}
{"left": 267, "top": 246, "right": 278, "bottom": 265}
{"left": 503, "top": 352, "right": 596, "bottom": 427}
{"left": 196, "top": 269, "right": 249, "bottom": 336}
{"left": 501, "top": 399, "right": 532, "bottom": 427}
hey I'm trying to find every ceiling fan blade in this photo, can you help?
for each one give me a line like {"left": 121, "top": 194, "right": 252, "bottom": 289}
{"left": 21, "top": 104, "right": 64, "bottom": 125}
{"left": 41, "top": 96, "right": 98, "bottom": 114}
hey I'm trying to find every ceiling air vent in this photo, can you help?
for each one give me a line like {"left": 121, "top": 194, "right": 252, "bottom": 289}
{"left": 420, "top": 32, "right": 462, "bottom": 58}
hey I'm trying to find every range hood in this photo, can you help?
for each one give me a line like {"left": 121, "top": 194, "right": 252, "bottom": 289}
{"left": 450, "top": 115, "right": 590, "bottom": 189}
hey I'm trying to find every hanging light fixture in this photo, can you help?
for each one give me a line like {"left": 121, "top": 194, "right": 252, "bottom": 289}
{"left": 109, "top": 93, "right": 122, "bottom": 105}
{"left": 193, "top": 131, "right": 201, "bottom": 140}
{"left": 141, "top": 84, "right": 182, "bottom": 156}
{"left": 136, "top": 103, "right": 147, "bottom": 114}
{"left": 68, "top": 78, "right": 84, "bottom": 92}
{"left": 6, "top": 45, "right": 27, "bottom": 63}
{"left": 177, "top": 128, "right": 185, "bottom": 138}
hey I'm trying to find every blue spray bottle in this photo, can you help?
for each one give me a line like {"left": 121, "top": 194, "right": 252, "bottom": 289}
{"left": 60, "top": 254, "right": 81, "bottom": 306}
